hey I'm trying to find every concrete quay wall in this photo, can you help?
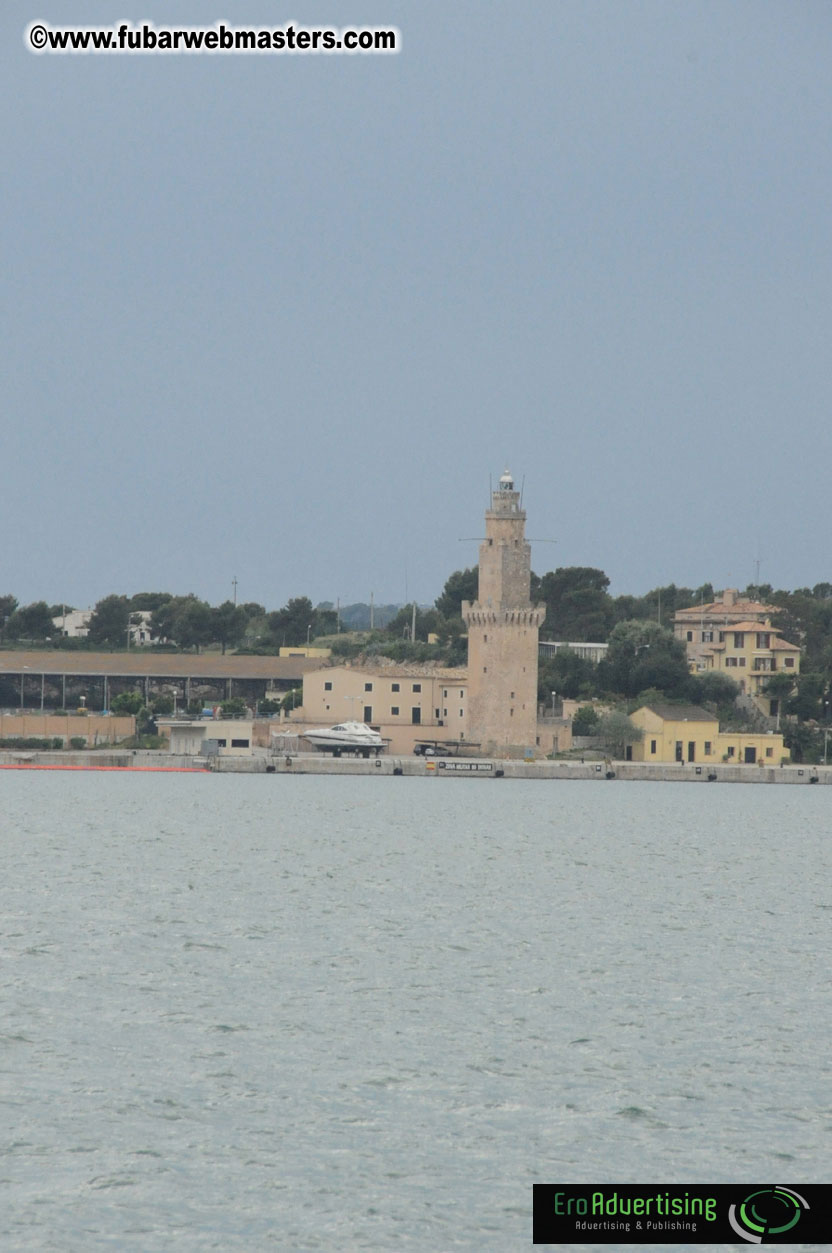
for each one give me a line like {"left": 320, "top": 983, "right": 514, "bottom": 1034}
{"left": 227, "top": 755, "right": 832, "bottom": 784}
{"left": 0, "top": 750, "right": 207, "bottom": 771}
{"left": 1, "top": 750, "right": 830, "bottom": 784}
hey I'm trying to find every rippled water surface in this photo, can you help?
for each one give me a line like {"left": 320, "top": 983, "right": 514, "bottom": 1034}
{"left": 1, "top": 773, "right": 830, "bottom": 1250}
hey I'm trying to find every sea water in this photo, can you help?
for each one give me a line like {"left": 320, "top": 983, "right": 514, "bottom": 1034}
{"left": 1, "top": 773, "right": 829, "bottom": 1250}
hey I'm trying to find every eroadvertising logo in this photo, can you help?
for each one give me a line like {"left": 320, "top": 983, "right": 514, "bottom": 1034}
{"left": 532, "top": 1184, "right": 830, "bottom": 1244}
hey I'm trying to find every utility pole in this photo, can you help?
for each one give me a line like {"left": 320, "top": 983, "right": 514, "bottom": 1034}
{"left": 232, "top": 576, "right": 238, "bottom": 606}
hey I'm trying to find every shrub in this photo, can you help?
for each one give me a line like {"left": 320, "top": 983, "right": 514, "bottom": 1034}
{"left": 70, "top": 737, "right": 87, "bottom": 749}
{"left": 572, "top": 705, "right": 600, "bottom": 736}
{"left": 220, "top": 697, "right": 247, "bottom": 718}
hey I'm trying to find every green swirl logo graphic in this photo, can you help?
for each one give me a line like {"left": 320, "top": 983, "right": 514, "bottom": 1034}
{"left": 728, "top": 1187, "right": 808, "bottom": 1243}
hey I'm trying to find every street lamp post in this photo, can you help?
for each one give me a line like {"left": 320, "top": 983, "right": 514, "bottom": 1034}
{"left": 307, "top": 624, "right": 312, "bottom": 646}
{"left": 551, "top": 691, "right": 557, "bottom": 718}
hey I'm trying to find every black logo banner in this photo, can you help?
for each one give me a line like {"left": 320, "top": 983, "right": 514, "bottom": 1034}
{"left": 533, "top": 1184, "right": 831, "bottom": 1244}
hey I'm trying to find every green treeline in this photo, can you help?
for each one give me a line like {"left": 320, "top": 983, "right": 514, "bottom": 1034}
{"left": 2, "top": 568, "right": 832, "bottom": 737}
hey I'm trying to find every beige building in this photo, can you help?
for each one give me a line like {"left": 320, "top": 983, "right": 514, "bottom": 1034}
{"left": 298, "top": 662, "right": 468, "bottom": 754}
{"left": 462, "top": 470, "right": 546, "bottom": 756}
{"left": 700, "top": 620, "right": 800, "bottom": 718}
{"left": 630, "top": 704, "right": 789, "bottom": 765}
{"left": 160, "top": 719, "right": 255, "bottom": 756}
{"left": 674, "top": 588, "right": 778, "bottom": 669}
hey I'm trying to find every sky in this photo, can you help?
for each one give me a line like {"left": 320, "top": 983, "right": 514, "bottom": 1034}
{"left": 3, "top": 1, "right": 831, "bottom": 613}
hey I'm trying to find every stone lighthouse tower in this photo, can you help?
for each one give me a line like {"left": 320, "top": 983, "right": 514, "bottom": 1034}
{"left": 462, "top": 470, "right": 546, "bottom": 756}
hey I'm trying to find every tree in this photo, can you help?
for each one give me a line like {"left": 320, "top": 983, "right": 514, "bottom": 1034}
{"left": 220, "top": 697, "right": 247, "bottom": 717}
{"left": 598, "top": 619, "right": 690, "bottom": 699}
{"left": 266, "top": 597, "right": 317, "bottom": 647}
{"left": 111, "top": 690, "right": 144, "bottom": 715}
{"left": 212, "top": 601, "right": 248, "bottom": 654}
{"left": 280, "top": 688, "right": 302, "bottom": 713}
{"left": 129, "top": 592, "right": 174, "bottom": 612}
{"left": 787, "top": 671, "right": 826, "bottom": 723}
{"left": 150, "top": 595, "right": 212, "bottom": 651}
{"left": 5, "top": 601, "right": 55, "bottom": 641}
{"left": 174, "top": 598, "right": 214, "bottom": 652}
{"left": 538, "top": 650, "right": 596, "bottom": 702}
{"left": 435, "top": 568, "right": 478, "bottom": 618}
{"left": 385, "top": 605, "right": 443, "bottom": 641}
{"left": 538, "top": 567, "right": 614, "bottom": 641}
{"left": 596, "top": 709, "right": 643, "bottom": 758}
{"left": 87, "top": 595, "right": 131, "bottom": 647}
{"left": 690, "top": 671, "right": 740, "bottom": 708}
{"left": 572, "top": 705, "right": 600, "bottom": 736}
{"left": 0, "top": 595, "right": 18, "bottom": 640}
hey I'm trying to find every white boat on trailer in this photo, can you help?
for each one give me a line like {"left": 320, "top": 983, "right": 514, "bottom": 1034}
{"left": 301, "top": 721, "right": 384, "bottom": 757}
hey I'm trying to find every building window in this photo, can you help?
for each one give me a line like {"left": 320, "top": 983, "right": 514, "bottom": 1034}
{"left": 435, "top": 709, "right": 440, "bottom": 719}
{"left": 739, "top": 658, "right": 746, "bottom": 667}
{"left": 483, "top": 667, "right": 487, "bottom": 674}
{"left": 392, "top": 683, "right": 400, "bottom": 692}
{"left": 757, "top": 633, "right": 770, "bottom": 649}
{"left": 443, "top": 708, "right": 447, "bottom": 717}
{"left": 785, "top": 657, "right": 795, "bottom": 668}
{"left": 733, "top": 633, "right": 744, "bottom": 648}
{"left": 704, "top": 741, "right": 712, "bottom": 755}
{"left": 650, "top": 740, "right": 657, "bottom": 754}
{"left": 411, "top": 707, "right": 421, "bottom": 725}
{"left": 412, "top": 683, "right": 421, "bottom": 693}
{"left": 719, "top": 631, "right": 725, "bottom": 643}
{"left": 443, "top": 689, "right": 448, "bottom": 698}
{"left": 364, "top": 682, "right": 373, "bottom": 692}
{"left": 483, "top": 634, "right": 488, "bottom": 643}
{"left": 231, "top": 738, "right": 250, "bottom": 748}
{"left": 727, "top": 746, "right": 735, "bottom": 757}
{"left": 216, "top": 739, "right": 227, "bottom": 748}
{"left": 510, "top": 691, "right": 515, "bottom": 699}
{"left": 459, "top": 709, "right": 464, "bottom": 717}
{"left": 459, "top": 690, "right": 464, "bottom": 698}
{"left": 363, "top": 706, "right": 372, "bottom": 723}
{"left": 324, "top": 682, "right": 332, "bottom": 691}
{"left": 687, "top": 631, "right": 693, "bottom": 642}
{"left": 391, "top": 706, "right": 399, "bottom": 716}
{"left": 702, "top": 631, "right": 713, "bottom": 642}
{"left": 766, "top": 747, "right": 773, "bottom": 757}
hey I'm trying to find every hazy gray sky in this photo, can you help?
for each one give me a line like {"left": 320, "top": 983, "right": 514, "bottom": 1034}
{"left": 3, "top": 1, "right": 831, "bottom": 611}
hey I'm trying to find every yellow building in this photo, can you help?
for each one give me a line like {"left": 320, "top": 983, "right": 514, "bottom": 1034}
{"left": 700, "top": 620, "right": 800, "bottom": 718}
{"left": 278, "top": 646, "right": 332, "bottom": 659}
{"left": 673, "top": 588, "right": 778, "bottom": 669}
{"left": 630, "top": 704, "right": 789, "bottom": 765}
{"left": 298, "top": 662, "right": 468, "bottom": 754}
